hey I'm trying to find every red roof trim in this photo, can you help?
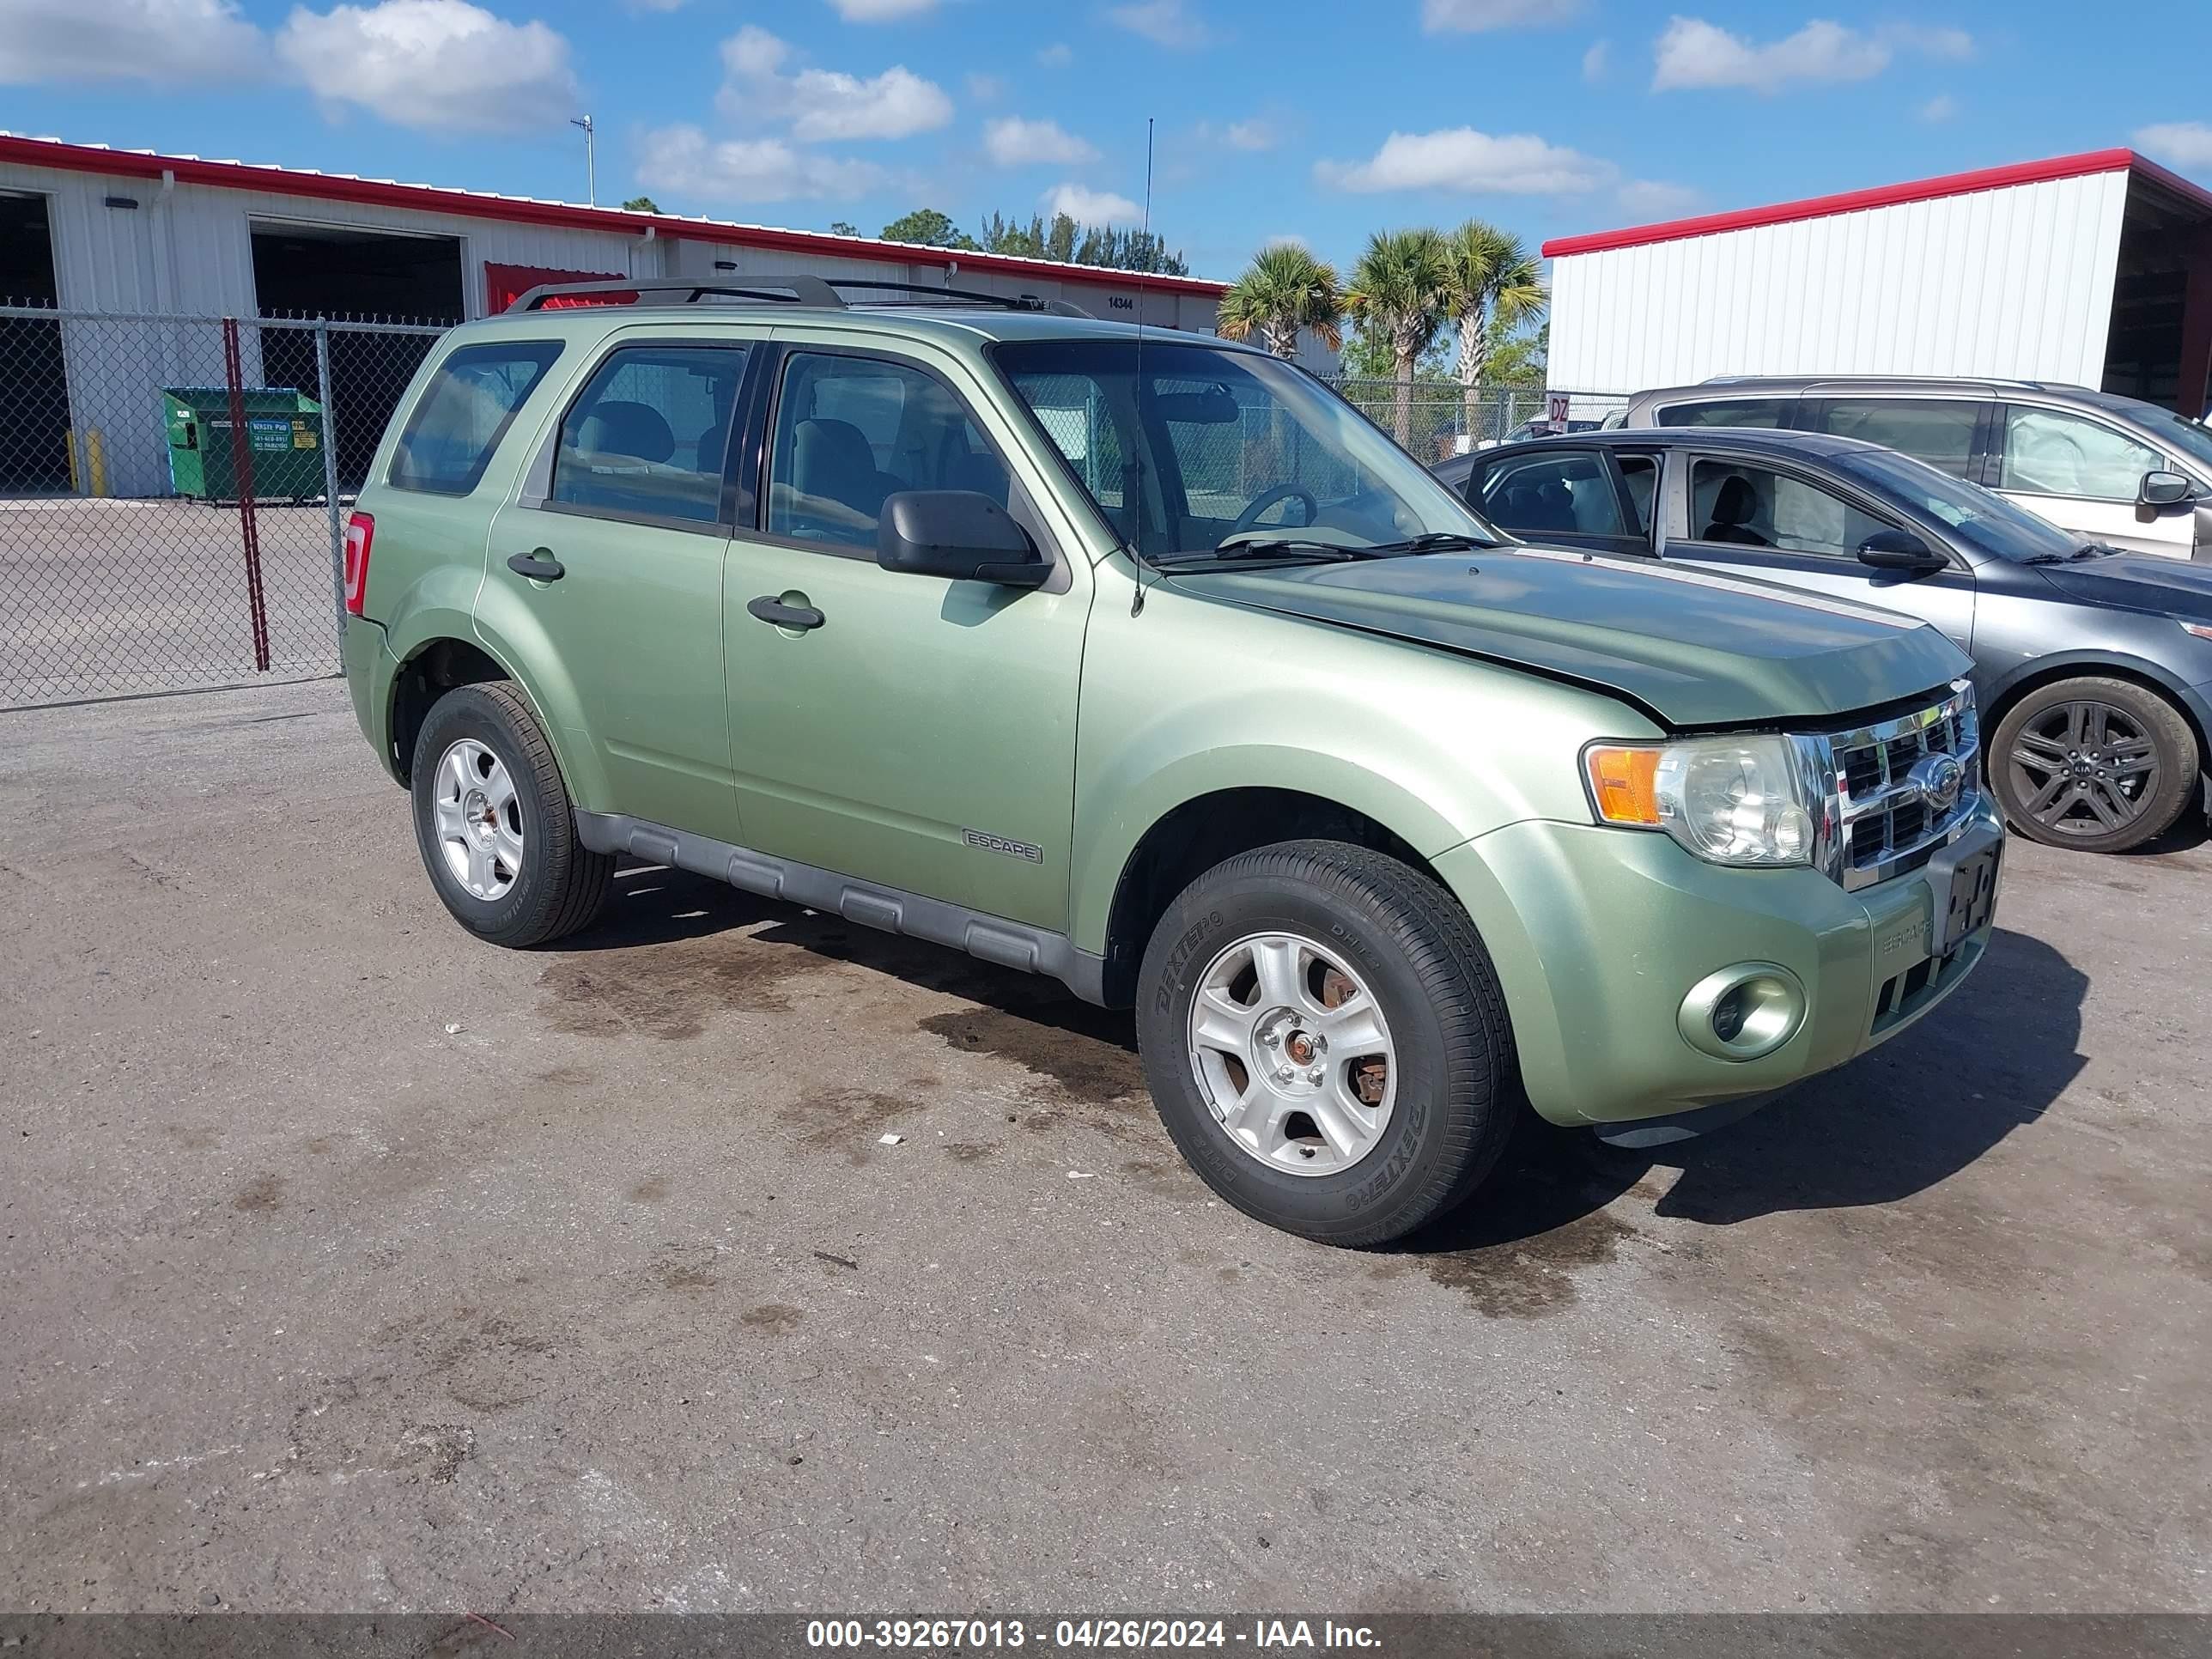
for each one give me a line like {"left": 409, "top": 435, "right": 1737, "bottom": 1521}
{"left": 0, "top": 133, "right": 1228, "bottom": 296}
{"left": 1541, "top": 149, "right": 2147, "bottom": 259}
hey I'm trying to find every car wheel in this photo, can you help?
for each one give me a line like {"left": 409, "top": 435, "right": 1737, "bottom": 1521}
{"left": 1990, "top": 677, "right": 2199, "bottom": 854}
{"left": 1134, "top": 839, "right": 1520, "bottom": 1247}
{"left": 410, "top": 680, "right": 612, "bottom": 947}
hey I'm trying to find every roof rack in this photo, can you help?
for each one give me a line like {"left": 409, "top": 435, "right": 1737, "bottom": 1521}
{"left": 506, "top": 276, "right": 1093, "bottom": 319}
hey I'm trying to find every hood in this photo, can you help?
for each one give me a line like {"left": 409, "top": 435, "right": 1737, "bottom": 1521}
{"left": 1164, "top": 545, "right": 1972, "bottom": 728}
{"left": 2033, "top": 552, "right": 2212, "bottom": 623}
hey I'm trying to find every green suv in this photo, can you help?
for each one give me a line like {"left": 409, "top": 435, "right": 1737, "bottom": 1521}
{"left": 339, "top": 278, "right": 2002, "bottom": 1246}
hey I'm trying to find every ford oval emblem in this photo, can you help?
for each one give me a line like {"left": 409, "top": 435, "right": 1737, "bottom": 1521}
{"left": 1909, "top": 753, "right": 1965, "bottom": 815}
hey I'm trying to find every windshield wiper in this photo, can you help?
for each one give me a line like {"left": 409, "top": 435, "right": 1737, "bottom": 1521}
{"left": 1167, "top": 537, "right": 1382, "bottom": 566}
{"left": 1364, "top": 532, "right": 1498, "bottom": 554}
{"left": 2023, "top": 543, "right": 2117, "bottom": 565}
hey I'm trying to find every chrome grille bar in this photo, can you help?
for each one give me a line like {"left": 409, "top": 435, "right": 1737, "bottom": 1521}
{"left": 1802, "top": 681, "right": 1982, "bottom": 892}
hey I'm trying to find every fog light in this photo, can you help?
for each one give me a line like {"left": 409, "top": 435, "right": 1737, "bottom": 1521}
{"left": 1679, "top": 963, "right": 1806, "bottom": 1061}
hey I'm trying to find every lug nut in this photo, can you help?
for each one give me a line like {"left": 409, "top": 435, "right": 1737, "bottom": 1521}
{"left": 1307, "top": 1068, "right": 1324, "bottom": 1085}
{"left": 1275, "top": 1066, "right": 1293, "bottom": 1084}
{"left": 1260, "top": 1030, "right": 1277, "bottom": 1048}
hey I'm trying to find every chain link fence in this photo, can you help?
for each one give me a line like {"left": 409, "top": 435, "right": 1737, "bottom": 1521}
{"left": 1325, "top": 378, "right": 1631, "bottom": 463}
{"left": 0, "top": 307, "right": 447, "bottom": 709}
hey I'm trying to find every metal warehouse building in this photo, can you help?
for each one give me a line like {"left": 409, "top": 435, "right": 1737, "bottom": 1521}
{"left": 0, "top": 133, "right": 1229, "bottom": 500}
{"left": 1545, "top": 149, "right": 2212, "bottom": 416}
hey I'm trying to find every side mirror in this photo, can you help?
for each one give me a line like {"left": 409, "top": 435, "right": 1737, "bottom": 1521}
{"left": 2141, "top": 469, "right": 2195, "bottom": 509}
{"left": 1857, "top": 528, "right": 1947, "bottom": 572}
{"left": 877, "top": 490, "right": 1048, "bottom": 589}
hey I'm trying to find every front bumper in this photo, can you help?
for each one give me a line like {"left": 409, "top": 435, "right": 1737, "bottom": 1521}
{"left": 1437, "top": 797, "right": 2004, "bottom": 1127}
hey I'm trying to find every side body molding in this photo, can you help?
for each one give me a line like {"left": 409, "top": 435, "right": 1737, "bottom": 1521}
{"left": 574, "top": 811, "right": 1110, "bottom": 1005}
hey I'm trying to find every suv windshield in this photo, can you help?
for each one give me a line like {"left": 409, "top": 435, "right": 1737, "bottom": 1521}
{"left": 1833, "top": 446, "right": 2082, "bottom": 562}
{"left": 994, "top": 338, "right": 1499, "bottom": 561}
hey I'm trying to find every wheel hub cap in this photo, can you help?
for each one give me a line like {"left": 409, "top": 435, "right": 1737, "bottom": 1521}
{"left": 2007, "top": 700, "right": 2158, "bottom": 839}
{"left": 1187, "top": 931, "right": 1396, "bottom": 1178}
{"left": 431, "top": 738, "right": 524, "bottom": 901}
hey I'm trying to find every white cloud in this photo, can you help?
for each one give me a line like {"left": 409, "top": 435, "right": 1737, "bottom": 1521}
{"left": 717, "top": 22, "right": 952, "bottom": 141}
{"left": 1919, "top": 93, "right": 1957, "bottom": 123}
{"left": 1106, "top": 0, "right": 1212, "bottom": 49}
{"left": 1315, "top": 126, "right": 1613, "bottom": 195}
{"left": 0, "top": 0, "right": 268, "bottom": 86}
{"left": 635, "top": 124, "right": 885, "bottom": 203}
{"left": 1422, "top": 0, "right": 1580, "bottom": 33}
{"left": 827, "top": 0, "right": 935, "bottom": 16}
{"left": 965, "top": 71, "right": 1004, "bottom": 100}
{"left": 1652, "top": 15, "right": 1972, "bottom": 95}
{"left": 1036, "top": 40, "right": 1072, "bottom": 65}
{"left": 1224, "top": 118, "right": 1277, "bottom": 151}
{"left": 984, "top": 116, "right": 1098, "bottom": 167}
{"left": 277, "top": 0, "right": 576, "bottom": 133}
{"left": 1043, "top": 182, "right": 1142, "bottom": 224}
{"left": 1581, "top": 38, "right": 1609, "bottom": 81}
{"left": 1616, "top": 178, "right": 1703, "bottom": 217}
{"left": 2136, "top": 121, "right": 2212, "bottom": 169}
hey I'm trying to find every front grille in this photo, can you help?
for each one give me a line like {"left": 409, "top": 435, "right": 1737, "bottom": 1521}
{"left": 1814, "top": 683, "right": 1982, "bottom": 891}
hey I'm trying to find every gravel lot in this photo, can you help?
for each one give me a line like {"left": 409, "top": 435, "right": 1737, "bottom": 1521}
{"left": 3, "top": 678, "right": 2208, "bottom": 1615}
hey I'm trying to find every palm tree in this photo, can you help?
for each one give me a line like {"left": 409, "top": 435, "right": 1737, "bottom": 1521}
{"left": 1343, "top": 228, "right": 1452, "bottom": 446}
{"left": 1442, "top": 221, "right": 1546, "bottom": 447}
{"left": 1216, "top": 242, "right": 1345, "bottom": 362}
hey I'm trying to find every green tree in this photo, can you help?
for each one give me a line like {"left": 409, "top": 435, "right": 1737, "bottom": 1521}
{"left": 1483, "top": 322, "right": 1547, "bottom": 388}
{"left": 621, "top": 195, "right": 661, "bottom": 213}
{"left": 1216, "top": 242, "right": 1343, "bottom": 360}
{"left": 828, "top": 219, "right": 860, "bottom": 237}
{"left": 1343, "top": 228, "right": 1452, "bottom": 445}
{"left": 879, "top": 208, "right": 979, "bottom": 250}
{"left": 1441, "top": 221, "right": 1547, "bottom": 441}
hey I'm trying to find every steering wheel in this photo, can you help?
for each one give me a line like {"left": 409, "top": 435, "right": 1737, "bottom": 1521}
{"left": 1227, "top": 483, "right": 1318, "bottom": 538}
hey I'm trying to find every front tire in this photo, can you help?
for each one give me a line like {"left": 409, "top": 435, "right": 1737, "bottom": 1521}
{"left": 1990, "top": 677, "right": 2199, "bottom": 854}
{"left": 410, "top": 681, "right": 612, "bottom": 947}
{"left": 1135, "top": 839, "right": 1519, "bottom": 1247}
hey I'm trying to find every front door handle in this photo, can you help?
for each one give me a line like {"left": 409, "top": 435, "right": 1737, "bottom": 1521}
{"left": 747, "top": 595, "right": 824, "bottom": 631}
{"left": 507, "top": 550, "right": 565, "bottom": 582}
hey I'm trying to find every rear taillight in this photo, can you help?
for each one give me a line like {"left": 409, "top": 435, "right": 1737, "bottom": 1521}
{"left": 343, "top": 512, "right": 374, "bottom": 617}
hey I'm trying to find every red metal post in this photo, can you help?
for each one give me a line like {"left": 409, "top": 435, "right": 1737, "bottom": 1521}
{"left": 222, "top": 317, "right": 272, "bottom": 673}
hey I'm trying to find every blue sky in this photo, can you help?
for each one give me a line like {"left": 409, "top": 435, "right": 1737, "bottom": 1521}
{"left": 4, "top": 0, "right": 2210, "bottom": 278}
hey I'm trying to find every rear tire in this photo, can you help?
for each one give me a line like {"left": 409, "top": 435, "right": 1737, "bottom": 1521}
{"left": 1990, "top": 677, "right": 2198, "bottom": 854}
{"left": 410, "top": 680, "right": 611, "bottom": 947}
{"left": 1134, "top": 839, "right": 1520, "bottom": 1248}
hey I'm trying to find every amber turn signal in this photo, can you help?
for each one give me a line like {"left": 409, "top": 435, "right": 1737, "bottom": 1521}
{"left": 1585, "top": 745, "right": 1662, "bottom": 826}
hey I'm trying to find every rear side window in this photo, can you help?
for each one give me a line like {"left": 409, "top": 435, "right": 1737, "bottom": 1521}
{"left": 551, "top": 343, "right": 748, "bottom": 526}
{"left": 1656, "top": 398, "right": 1790, "bottom": 430}
{"left": 1816, "top": 398, "right": 1980, "bottom": 478}
{"left": 1479, "top": 450, "right": 1624, "bottom": 536}
{"left": 388, "top": 340, "right": 562, "bottom": 495}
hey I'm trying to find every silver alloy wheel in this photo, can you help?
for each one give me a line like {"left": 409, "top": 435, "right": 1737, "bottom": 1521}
{"left": 430, "top": 737, "right": 525, "bottom": 902}
{"left": 1187, "top": 930, "right": 1398, "bottom": 1177}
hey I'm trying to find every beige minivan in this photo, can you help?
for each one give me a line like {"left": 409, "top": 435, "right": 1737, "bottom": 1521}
{"left": 1621, "top": 376, "right": 2212, "bottom": 561}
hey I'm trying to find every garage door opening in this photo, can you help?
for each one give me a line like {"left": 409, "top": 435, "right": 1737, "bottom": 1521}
{"left": 2102, "top": 171, "right": 2212, "bottom": 416}
{"left": 1, "top": 191, "right": 70, "bottom": 494}
{"left": 251, "top": 222, "right": 465, "bottom": 489}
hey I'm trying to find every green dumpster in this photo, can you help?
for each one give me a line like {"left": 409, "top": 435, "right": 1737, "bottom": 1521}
{"left": 161, "top": 387, "right": 327, "bottom": 503}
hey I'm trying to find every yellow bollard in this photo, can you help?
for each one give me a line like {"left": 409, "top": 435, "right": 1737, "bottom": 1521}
{"left": 66, "top": 427, "right": 80, "bottom": 494}
{"left": 87, "top": 428, "right": 108, "bottom": 498}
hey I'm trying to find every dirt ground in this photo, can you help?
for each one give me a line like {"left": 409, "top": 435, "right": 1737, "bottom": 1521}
{"left": 2, "top": 678, "right": 2207, "bottom": 1614}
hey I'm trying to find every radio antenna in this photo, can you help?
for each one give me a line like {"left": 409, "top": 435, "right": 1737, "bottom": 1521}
{"left": 1130, "top": 115, "right": 1157, "bottom": 617}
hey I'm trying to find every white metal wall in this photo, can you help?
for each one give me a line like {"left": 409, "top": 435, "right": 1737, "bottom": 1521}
{"left": 1, "top": 153, "right": 1228, "bottom": 496}
{"left": 1547, "top": 167, "right": 2132, "bottom": 394}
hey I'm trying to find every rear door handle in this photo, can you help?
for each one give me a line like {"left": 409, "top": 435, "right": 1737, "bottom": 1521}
{"left": 747, "top": 595, "right": 824, "bottom": 631}
{"left": 507, "top": 550, "right": 564, "bottom": 581}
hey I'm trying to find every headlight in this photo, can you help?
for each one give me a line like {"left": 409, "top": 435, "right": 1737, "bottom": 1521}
{"left": 1585, "top": 734, "right": 1820, "bottom": 867}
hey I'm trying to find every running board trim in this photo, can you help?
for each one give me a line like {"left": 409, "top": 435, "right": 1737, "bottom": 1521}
{"left": 573, "top": 811, "right": 1109, "bottom": 1006}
